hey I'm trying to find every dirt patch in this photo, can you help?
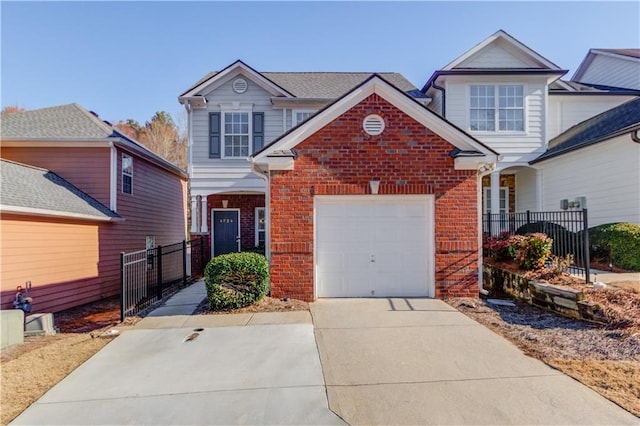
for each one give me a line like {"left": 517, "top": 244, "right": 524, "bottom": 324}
{"left": 448, "top": 298, "right": 640, "bottom": 417}
{"left": 193, "top": 296, "right": 309, "bottom": 315}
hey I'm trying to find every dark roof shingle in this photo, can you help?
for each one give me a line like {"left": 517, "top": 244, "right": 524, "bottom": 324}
{"left": 0, "top": 159, "right": 121, "bottom": 221}
{"left": 532, "top": 97, "right": 640, "bottom": 163}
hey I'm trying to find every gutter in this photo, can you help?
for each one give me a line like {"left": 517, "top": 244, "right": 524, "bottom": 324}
{"left": 0, "top": 205, "right": 124, "bottom": 222}
{"left": 431, "top": 81, "right": 446, "bottom": 117}
{"left": 632, "top": 130, "right": 640, "bottom": 144}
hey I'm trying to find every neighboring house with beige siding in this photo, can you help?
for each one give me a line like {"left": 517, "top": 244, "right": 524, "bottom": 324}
{"left": 0, "top": 104, "right": 188, "bottom": 313}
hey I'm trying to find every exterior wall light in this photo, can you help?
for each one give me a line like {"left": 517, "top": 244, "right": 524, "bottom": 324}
{"left": 369, "top": 179, "right": 381, "bottom": 195}
{"left": 222, "top": 199, "right": 229, "bottom": 208}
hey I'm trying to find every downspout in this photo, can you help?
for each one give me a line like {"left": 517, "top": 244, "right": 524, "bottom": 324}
{"left": 431, "top": 81, "right": 446, "bottom": 117}
{"left": 250, "top": 160, "right": 271, "bottom": 261}
{"left": 632, "top": 129, "right": 640, "bottom": 144}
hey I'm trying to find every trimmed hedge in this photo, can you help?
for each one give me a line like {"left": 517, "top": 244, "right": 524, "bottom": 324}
{"left": 589, "top": 223, "right": 640, "bottom": 271}
{"left": 204, "top": 252, "right": 269, "bottom": 311}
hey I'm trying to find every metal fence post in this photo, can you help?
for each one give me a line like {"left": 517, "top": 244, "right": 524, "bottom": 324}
{"left": 157, "top": 245, "right": 163, "bottom": 300}
{"left": 486, "top": 212, "right": 492, "bottom": 236}
{"left": 200, "top": 236, "right": 205, "bottom": 275}
{"left": 182, "top": 240, "right": 187, "bottom": 286}
{"left": 120, "top": 252, "right": 125, "bottom": 322}
{"left": 582, "top": 209, "right": 590, "bottom": 283}
{"left": 526, "top": 210, "right": 531, "bottom": 226}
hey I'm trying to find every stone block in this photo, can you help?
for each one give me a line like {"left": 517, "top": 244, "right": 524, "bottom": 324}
{"left": 25, "top": 313, "right": 57, "bottom": 336}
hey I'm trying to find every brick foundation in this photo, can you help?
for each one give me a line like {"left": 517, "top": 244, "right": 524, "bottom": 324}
{"left": 269, "top": 93, "right": 479, "bottom": 301}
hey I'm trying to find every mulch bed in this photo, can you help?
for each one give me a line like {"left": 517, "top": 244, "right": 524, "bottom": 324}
{"left": 193, "top": 296, "right": 309, "bottom": 315}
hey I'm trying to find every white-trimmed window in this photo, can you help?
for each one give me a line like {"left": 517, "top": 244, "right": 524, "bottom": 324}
{"left": 483, "top": 187, "right": 509, "bottom": 214}
{"left": 470, "top": 84, "right": 524, "bottom": 132}
{"left": 255, "top": 207, "right": 266, "bottom": 247}
{"left": 223, "top": 112, "right": 250, "bottom": 158}
{"left": 293, "top": 110, "right": 315, "bottom": 126}
{"left": 122, "top": 153, "right": 133, "bottom": 194}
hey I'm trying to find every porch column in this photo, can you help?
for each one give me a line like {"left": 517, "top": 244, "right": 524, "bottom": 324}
{"left": 200, "top": 197, "right": 208, "bottom": 233}
{"left": 490, "top": 171, "right": 501, "bottom": 235}
{"left": 190, "top": 196, "right": 199, "bottom": 234}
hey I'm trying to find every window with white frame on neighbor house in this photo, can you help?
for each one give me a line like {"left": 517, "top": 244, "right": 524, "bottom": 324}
{"left": 122, "top": 153, "right": 133, "bottom": 194}
{"left": 223, "top": 112, "right": 250, "bottom": 157}
{"left": 255, "top": 207, "right": 265, "bottom": 247}
{"left": 483, "top": 187, "right": 509, "bottom": 214}
{"left": 470, "top": 85, "right": 524, "bottom": 132}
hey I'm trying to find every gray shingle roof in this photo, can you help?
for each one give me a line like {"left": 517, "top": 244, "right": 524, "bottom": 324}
{"left": 532, "top": 97, "right": 640, "bottom": 163}
{"left": 183, "top": 65, "right": 424, "bottom": 99}
{"left": 0, "top": 159, "right": 121, "bottom": 221}
{"left": 262, "top": 72, "right": 420, "bottom": 99}
{"left": 1, "top": 103, "right": 114, "bottom": 139}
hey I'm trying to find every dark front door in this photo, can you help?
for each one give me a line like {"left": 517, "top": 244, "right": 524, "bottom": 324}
{"left": 213, "top": 210, "right": 240, "bottom": 257}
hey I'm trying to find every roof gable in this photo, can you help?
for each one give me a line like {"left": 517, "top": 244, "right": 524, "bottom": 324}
{"left": 178, "top": 60, "right": 293, "bottom": 101}
{"left": 252, "top": 75, "right": 497, "bottom": 168}
{"left": 572, "top": 48, "right": 640, "bottom": 82}
{"left": 531, "top": 97, "right": 640, "bottom": 163}
{"left": 0, "top": 159, "right": 121, "bottom": 221}
{"left": 443, "top": 30, "right": 562, "bottom": 70}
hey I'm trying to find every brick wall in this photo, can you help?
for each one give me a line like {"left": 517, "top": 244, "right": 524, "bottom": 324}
{"left": 269, "top": 93, "right": 479, "bottom": 301}
{"left": 205, "top": 194, "right": 265, "bottom": 251}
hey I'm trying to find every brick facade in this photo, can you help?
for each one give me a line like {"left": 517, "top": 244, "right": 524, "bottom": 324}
{"left": 269, "top": 93, "right": 479, "bottom": 301}
{"left": 205, "top": 194, "right": 265, "bottom": 251}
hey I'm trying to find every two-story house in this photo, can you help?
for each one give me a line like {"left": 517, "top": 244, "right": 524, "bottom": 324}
{"left": 422, "top": 30, "right": 638, "bottom": 225}
{"left": 178, "top": 61, "right": 429, "bottom": 257}
{"left": 1, "top": 104, "right": 188, "bottom": 312}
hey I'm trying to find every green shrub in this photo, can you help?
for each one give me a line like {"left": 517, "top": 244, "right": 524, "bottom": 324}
{"left": 589, "top": 223, "right": 640, "bottom": 271}
{"left": 204, "top": 252, "right": 269, "bottom": 311}
{"left": 508, "top": 233, "right": 553, "bottom": 270}
{"left": 483, "top": 232, "right": 512, "bottom": 261}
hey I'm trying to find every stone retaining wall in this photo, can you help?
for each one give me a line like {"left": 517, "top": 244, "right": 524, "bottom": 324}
{"left": 483, "top": 264, "right": 602, "bottom": 323}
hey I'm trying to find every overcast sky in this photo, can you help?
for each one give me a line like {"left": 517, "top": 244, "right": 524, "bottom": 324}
{"left": 2, "top": 1, "right": 639, "bottom": 124}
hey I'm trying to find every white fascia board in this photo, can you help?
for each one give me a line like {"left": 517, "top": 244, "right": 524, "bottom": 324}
{"left": 254, "top": 77, "right": 497, "bottom": 162}
{"left": 110, "top": 145, "right": 117, "bottom": 211}
{"left": 443, "top": 30, "right": 561, "bottom": 71}
{"left": 180, "top": 62, "right": 292, "bottom": 99}
{"left": 0, "top": 205, "right": 123, "bottom": 222}
{"left": 266, "top": 158, "right": 294, "bottom": 170}
{"left": 454, "top": 156, "right": 497, "bottom": 170}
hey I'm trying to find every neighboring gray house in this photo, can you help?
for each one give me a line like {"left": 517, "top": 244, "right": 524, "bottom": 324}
{"left": 572, "top": 49, "right": 640, "bottom": 91}
{"left": 178, "top": 61, "right": 427, "bottom": 257}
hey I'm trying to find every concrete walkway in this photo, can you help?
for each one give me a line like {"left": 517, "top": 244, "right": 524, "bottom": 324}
{"left": 11, "top": 281, "right": 343, "bottom": 425}
{"left": 591, "top": 269, "right": 640, "bottom": 285}
{"left": 311, "top": 298, "right": 639, "bottom": 425}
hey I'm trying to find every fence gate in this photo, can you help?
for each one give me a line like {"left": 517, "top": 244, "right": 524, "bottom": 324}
{"left": 483, "top": 209, "right": 590, "bottom": 282}
{"left": 120, "top": 238, "right": 208, "bottom": 320}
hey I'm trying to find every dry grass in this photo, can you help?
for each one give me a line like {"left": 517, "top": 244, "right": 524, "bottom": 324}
{"left": 449, "top": 298, "right": 640, "bottom": 417}
{"left": 606, "top": 280, "right": 640, "bottom": 293}
{"left": 1, "top": 333, "right": 115, "bottom": 425}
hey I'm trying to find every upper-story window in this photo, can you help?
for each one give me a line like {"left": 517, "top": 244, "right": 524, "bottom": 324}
{"left": 293, "top": 110, "right": 315, "bottom": 126}
{"left": 470, "top": 84, "right": 524, "bottom": 132}
{"left": 209, "top": 111, "right": 264, "bottom": 159}
{"left": 224, "top": 112, "right": 250, "bottom": 157}
{"left": 122, "top": 153, "right": 133, "bottom": 194}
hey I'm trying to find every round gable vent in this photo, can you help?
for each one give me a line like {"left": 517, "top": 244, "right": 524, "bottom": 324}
{"left": 363, "top": 114, "right": 385, "bottom": 136}
{"left": 232, "top": 78, "right": 248, "bottom": 94}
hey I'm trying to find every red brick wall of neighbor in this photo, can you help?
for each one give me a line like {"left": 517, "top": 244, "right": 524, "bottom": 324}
{"left": 205, "top": 194, "right": 265, "bottom": 251}
{"left": 0, "top": 146, "right": 187, "bottom": 312}
{"left": 269, "top": 93, "right": 479, "bottom": 301}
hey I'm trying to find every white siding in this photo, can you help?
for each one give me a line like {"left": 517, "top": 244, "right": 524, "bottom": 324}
{"left": 190, "top": 75, "right": 283, "bottom": 193}
{"left": 515, "top": 167, "right": 538, "bottom": 212}
{"left": 577, "top": 54, "right": 640, "bottom": 90}
{"left": 427, "top": 90, "right": 443, "bottom": 116}
{"left": 457, "top": 41, "right": 542, "bottom": 69}
{"left": 444, "top": 76, "right": 547, "bottom": 163}
{"left": 539, "top": 135, "right": 640, "bottom": 226}
{"left": 548, "top": 95, "right": 636, "bottom": 139}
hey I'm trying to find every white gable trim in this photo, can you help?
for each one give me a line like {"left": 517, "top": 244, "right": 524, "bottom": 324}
{"left": 179, "top": 61, "right": 293, "bottom": 100}
{"left": 573, "top": 50, "right": 640, "bottom": 82}
{"left": 252, "top": 76, "right": 497, "bottom": 167}
{"left": 443, "top": 30, "right": 561, "bottom": 71}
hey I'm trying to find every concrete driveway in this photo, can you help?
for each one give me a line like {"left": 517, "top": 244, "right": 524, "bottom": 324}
{"left": 311, "top": 298, "right": 638, "bottom": 425}
{"left": 11, "top": 318, "right": 343, "bottom": 425}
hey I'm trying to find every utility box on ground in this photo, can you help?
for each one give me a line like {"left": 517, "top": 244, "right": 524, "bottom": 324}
{"left": 25, "top": 313, "right": 57, "bottom": 336}
{"left": 1, "top": 310, "right": 25, "bottom": 349}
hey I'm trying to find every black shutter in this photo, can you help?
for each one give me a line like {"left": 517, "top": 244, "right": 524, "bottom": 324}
{"left": 253, "top": 112, "right": 264, "bottom": 153}
{"left": 209, "top": 112, "right": 221, "bottom": 158}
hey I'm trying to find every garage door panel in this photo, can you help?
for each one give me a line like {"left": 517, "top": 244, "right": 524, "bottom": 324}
{"left": 316, "top": 197, "right": 433, "bottom": 298}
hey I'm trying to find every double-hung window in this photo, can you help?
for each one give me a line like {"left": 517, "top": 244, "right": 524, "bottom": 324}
{"left": 122, "top": 153, "right": 133, "bottom": 194}
{"left": 470, "top": 84, "right": 524, "bottom": 132}
{"left": 483, "top": 187, "right": 509, "bottom": 214}
{"left": 223, "top": 112, "right": 250, "bottom": 158}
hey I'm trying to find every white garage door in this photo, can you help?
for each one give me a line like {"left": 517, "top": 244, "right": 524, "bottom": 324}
{"left": 315, "top": 196, "right": 434, "bottom": 298}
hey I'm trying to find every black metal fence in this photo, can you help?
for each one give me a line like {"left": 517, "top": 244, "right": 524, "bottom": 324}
{"left": 120, "top": 237, "right": 208, "bottom": 320}
{"left": 482, "top": 209, "right": 590, "bottom": 282}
